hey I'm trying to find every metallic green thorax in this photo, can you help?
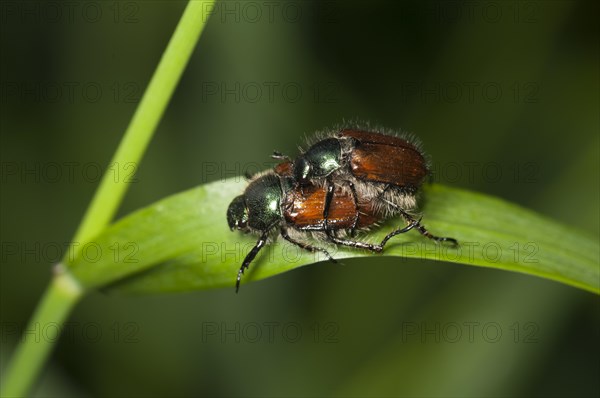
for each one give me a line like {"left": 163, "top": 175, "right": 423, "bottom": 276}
{"left": 243, "top": 174, "right": 283, "bottom": 231}
{"left": 294, "top": 138, "right": 342, "bottom": 182}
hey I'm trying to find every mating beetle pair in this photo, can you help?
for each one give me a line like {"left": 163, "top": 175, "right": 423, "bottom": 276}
{"left": 227, "top": 125, "right": 458, "bottom": 292}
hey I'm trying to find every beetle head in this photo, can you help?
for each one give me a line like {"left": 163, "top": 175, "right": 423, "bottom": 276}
{"left": 227, "top": 195, "right": 249, "bottom": 231}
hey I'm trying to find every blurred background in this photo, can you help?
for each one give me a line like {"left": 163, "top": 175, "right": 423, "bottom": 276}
{"left": 1, "top": 0, "right": 598, "bottom": 396}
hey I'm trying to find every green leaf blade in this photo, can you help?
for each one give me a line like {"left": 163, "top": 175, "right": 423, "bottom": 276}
{"left": 65, "top": 179, "right": 600, "bottom": 294}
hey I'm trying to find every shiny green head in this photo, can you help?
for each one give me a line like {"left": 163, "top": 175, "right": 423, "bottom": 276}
{"left": 294, "top": 138, "right": 342, "bottom": 184}
{"left": 227, "top": 195, "right": 249, "bottom": 230}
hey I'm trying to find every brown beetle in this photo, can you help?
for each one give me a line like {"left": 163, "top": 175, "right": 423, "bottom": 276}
{"left": 273, "top": 124, "right": 458, "bottom": 246}
{"left": 227, "top": 167, "right": 418, "bottom": 292}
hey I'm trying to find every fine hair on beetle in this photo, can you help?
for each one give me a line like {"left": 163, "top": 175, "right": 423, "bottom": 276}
{"left": 272, "top": 122, "right": 453, "bottom": 240}
{"left": 274, "top": 121, "right": 430, "bottom": 218}
{"left": 228, "top": 121, "right": 458, "bottom": 291}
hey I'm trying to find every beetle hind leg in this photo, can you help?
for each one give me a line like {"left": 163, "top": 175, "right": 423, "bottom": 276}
{"left": 323, "top": 227, "right": 387, "bottom": 253}
{"left": 377, "top": 198, "right": 459, "bottom": 247}
{"left": 280, "top": 227, "right": 337, "bottom": 263}
{"left": 377, "top": 218, "right": 420, "bottom": 248}
{"left": 398, "top": 208, "right": 459, "bottom": 247}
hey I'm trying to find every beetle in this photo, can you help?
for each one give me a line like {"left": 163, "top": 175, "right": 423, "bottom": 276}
{"left": 273, "top": 125, "right": 458, "bottom": 247}
{"left": 227, "top": 167, "right": 419, "bottom": 292}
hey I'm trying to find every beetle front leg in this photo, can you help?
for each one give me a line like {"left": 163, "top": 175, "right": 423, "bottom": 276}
{"left": 236, "top": 231, "right": 269, "bottom": 293}
{"left": 322, "top": 177, "right": 335, "bottom": 231}
{"left": 324, "top": 214, "right": 418, "bottom": 252}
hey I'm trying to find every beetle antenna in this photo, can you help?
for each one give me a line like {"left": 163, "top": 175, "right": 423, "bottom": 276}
{"left": 272, "top": 151, "right": 291, "bottom": 161}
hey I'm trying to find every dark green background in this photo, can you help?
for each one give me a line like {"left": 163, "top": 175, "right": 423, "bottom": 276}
{"left": 1, "top": 1, "right": 598, "bottom": 396}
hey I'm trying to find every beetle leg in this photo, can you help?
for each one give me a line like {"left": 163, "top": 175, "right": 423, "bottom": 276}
{"left": 379, "top": 184, "right": 391, "bottom": 196}
{"left": 397, "top": 208, "right": 459, "bottom": 247}
{"left": 377, "top": 198, "right": 459, "bottom": 247}
{"left": 345, "top": 180, "right": 360, "bottom": 237}
{"left": 325, "top": 213, "right": 418, "bottom": 252}
{"left": 324, "top": 232, "right": 384, "bottom": 253}
{"left": 236, "top": 230, "right": 270, "bottom": 293}
{"left": 377, "top": 218, "right": 420, "bottom": 248}
{"left": 322, "top": 177, "right": 335, "bottom": 232}
{"left": 280, "top": 226, "right": 337, "bottom": 263}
